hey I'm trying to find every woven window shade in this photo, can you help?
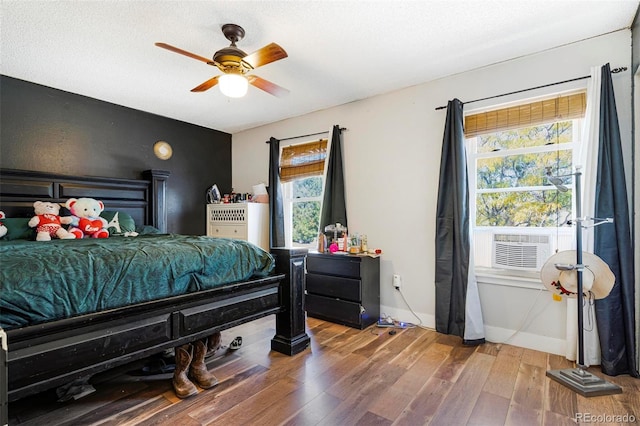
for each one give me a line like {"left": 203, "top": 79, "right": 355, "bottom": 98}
{"left": 280, "top": 139, "right": 328, "bottom": 183}
{"left": 464, "top": 92, "right": 586, "bottom": 138}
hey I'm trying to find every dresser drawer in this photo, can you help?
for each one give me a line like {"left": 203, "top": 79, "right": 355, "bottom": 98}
{"left": 207, "top": 224, "right": 247, "bottom": 239}
{"left": 306, "top": 273, "right": 361, "bottom": 302}
{"left": 306, "top": 255, "right": 362, "bottom": 278}
{"left": 207, "top": 205, "right": 247, "bottom": 223}
{"left": 305, "top": 294, "right": 364, "bottom": 328}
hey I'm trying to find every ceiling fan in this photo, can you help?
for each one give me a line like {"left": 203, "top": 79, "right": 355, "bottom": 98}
{"left": 156, "top": 23, "right": 289, "bottom": 98}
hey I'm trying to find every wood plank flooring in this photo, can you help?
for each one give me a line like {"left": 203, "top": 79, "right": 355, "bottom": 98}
{"left": 8, "top": 316, "right": 640, "bottom": 425}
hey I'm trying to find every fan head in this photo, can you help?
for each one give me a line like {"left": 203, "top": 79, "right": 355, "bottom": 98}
{"left": 155, "top": 23, "right": 289, "bottom": 97}
{"left": 211, "top": 24, "right": 251, "bottom": 74}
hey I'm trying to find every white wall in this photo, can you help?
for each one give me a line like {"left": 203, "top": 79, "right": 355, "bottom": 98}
{"left": 232, "top": 30, "right": 633, "bottom": 355}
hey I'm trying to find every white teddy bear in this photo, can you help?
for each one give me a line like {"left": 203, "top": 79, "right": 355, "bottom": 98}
{"left": 28, "top": 201, "right": 76, "bottom": 241}
{"left": 66, "top": 197, "right": 109, "bottom": 239}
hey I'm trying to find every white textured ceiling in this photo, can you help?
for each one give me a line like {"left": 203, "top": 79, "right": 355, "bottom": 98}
{"left": 1, "top": 1, "right": 638, "bottom": 134}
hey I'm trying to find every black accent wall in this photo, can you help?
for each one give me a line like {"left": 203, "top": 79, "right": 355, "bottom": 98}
{"left": 0, "top": 76, "right": 232, "bottom": 235}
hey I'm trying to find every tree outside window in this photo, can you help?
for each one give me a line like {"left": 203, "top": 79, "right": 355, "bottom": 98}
{"left": 284, "top": 176, "right": 323, "bottom": 247}
{"left": 471, "top": 121, "right": 576, "bottom": 228}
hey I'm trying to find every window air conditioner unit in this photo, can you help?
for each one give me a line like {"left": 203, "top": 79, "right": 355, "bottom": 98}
{"left": 491, "top": 233, "right": 552, "bottom": 271}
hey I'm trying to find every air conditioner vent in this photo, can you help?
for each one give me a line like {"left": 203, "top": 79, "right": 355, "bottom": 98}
{"left": 491, "top": 233, "right": 552, "bottom": 271}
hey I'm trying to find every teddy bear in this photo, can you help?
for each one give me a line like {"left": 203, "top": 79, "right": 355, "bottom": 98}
{"left": 66, "top": 197, "right": 109, "bottom": 239}
{"left": 0, "top": 211, "right": 7, "bottom": 238}
{"left": 28, "top": 201, "right": 76, "bottom": 241}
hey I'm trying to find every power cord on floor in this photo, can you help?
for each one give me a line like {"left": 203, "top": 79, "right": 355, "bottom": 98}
{"left": 397, "top": 287, "right": 434, "bottom": 330}
{"left": 374, "top": 286, "right": 436, "bottom": 333}
{"left": 494, "top": 287, "right": 546, "bottom": 349}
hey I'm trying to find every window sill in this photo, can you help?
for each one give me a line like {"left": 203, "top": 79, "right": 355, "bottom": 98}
{"left": 474, "top": 267, "right": 545, "bottom": 290}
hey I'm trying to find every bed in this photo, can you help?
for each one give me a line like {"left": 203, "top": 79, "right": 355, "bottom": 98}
{"left": 0, "top": 168, "right": 310, "bottom": 403}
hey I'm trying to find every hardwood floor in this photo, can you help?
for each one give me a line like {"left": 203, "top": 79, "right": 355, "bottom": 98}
{"left": 8, "top": 316, "right": 640, "bottom": 425}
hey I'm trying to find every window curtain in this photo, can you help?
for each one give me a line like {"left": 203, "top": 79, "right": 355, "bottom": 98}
{"left": 570, "top": 66, "right": 602, "bottom": 366}
{"left": 268, "top": 137, "right": 285, "bottom": 248}
{"left": 435, "top": 99, "right": 485, "bottom": 345}
{"left": 593, "top": 63, "right": 638, "bottom": 377}
{"left": 319, "top": 125, "right": 347, "bottom": 231}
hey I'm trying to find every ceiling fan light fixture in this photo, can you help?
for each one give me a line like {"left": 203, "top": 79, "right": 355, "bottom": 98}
{"left": 219, "top": 73, "right": 248, "bottom": 98}
{"left": 156, "top": 24, "right": 288, "bottom": 97}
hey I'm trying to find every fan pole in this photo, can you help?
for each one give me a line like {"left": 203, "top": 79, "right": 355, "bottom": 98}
{"left": 575, "top": 168, "right": 585, "bottom": 369}
{"left": 545, "top": 167, "right": 621, "bottom": 397}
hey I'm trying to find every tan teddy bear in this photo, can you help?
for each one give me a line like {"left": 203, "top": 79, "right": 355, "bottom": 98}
{"left": 28, "top": 201, "right": 76, "bottom": 241}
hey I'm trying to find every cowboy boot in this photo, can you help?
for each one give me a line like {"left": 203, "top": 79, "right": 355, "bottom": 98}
{"left": 206, "top": 332, "right": 222, "bottom": 358}
{"left": 173, "top": 344, "right": 198, "bottom": 398}
{"left": 190, "top": 338, "right": 219, "bottom": 389}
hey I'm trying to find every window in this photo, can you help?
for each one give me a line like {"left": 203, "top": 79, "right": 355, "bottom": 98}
{"left": 280, "top": 139, "right": 328, "bottom": 248}
{"left": 466, "top": 92, "right": 586, "bottom": 271}
{"left": 283, "top": 176, "right": 323, "bottom": 248}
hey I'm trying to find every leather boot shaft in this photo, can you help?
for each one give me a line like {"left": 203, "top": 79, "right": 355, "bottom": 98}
{"left": 173, "top": 344, "right": 198, "bottom": 398}
{"left": 206, "top": 331, "right": 222, "bottom": 357}
{"left": 190, "top": 338, "right": 219, "bottom": 389}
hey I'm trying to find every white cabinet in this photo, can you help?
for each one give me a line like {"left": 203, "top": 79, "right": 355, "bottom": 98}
{"left": 206, "top": 203, "right": 269, "bottom": 251}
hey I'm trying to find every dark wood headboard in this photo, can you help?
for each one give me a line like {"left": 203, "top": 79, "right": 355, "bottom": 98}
{"left": 0, "top": 169, "right": 170, "bottom": 232}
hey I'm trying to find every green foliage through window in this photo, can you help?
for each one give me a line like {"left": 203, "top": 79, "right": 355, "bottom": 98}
{"left": 471, "top": 121, "right": 576, "bottom": 228}
{"left": 293, "top": 176, "right": 322, "bottom": 198}
{"left": 476, "top": 190, "right": 572, "bottom": 227}
{"left": 291, "top": 177, "right": 322, "bottom": 244}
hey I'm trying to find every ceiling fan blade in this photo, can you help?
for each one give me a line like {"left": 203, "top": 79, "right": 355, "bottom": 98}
{"left": 155, "top": 42, "right": 212, "bottom": 64}
{"left": 247, "top": 75, "right": 289, "bottom": 97}
{"left": 191, "top": 76, "right": 220, "bottom": 92}
{"left": 243, "top": 43, "right": 288, "bottom": 69}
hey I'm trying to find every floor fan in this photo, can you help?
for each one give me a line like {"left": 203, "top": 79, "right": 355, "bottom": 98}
{"left": 541, "top": 166, "right": 621, "bottom": 397}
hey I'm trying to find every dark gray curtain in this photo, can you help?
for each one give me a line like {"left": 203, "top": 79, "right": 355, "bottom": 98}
{"left": 268, "top": 137, "right": 285, "bottom": 248}
{"left": 319, "top": 125, "right": 347, "bottom": 231}
{"left": 594, "top": 64, "right": 638, "bottom": 377}
{"left": 435, "top": 99, "right": 484, "bottom": 345}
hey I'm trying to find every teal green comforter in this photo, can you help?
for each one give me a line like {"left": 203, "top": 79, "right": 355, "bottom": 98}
{"left": 0, "top": 234, "right": 275, "bottom": 329}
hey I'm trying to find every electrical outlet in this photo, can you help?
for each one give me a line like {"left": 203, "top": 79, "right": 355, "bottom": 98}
{"left": 392, "top": 274, "right": 401, "bottom": 290}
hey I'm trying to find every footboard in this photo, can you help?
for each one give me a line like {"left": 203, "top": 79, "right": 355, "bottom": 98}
{"left": 6, "top": 276, "right": 280, "bottom": 401}
{"left": 5, "top": 248, "right": 310, "bottom": 403}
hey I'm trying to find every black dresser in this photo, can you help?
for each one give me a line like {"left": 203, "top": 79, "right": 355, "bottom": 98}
{"left": 304, "top": 252, "right": 380, "bottom": 329}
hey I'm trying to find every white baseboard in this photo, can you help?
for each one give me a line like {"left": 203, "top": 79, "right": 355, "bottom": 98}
{"left": 380, "top": 304, "right": 566, "bottom": 356}
{"left": 483, "top": 325, "right": 566, "bottom": 356}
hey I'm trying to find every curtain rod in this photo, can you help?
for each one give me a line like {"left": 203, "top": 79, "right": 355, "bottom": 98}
{"left": 434, "top": 66, "right": 627, "bottom": 111}
{"left": 265, "top": 127, "right": 347, "bottom": 143}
